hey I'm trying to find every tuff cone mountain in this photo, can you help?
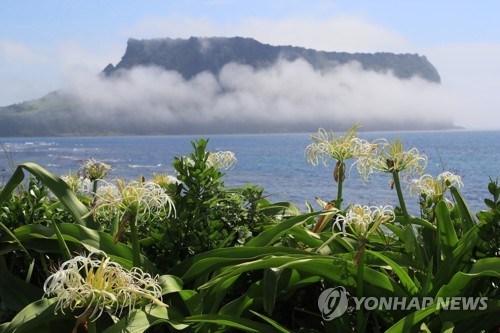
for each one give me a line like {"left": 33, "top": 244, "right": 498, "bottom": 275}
{"left": 103, "top": 37, "right": 441, "bottom": 83}
{"left": 0, "top": 37, "right": 452, "bottom": 137}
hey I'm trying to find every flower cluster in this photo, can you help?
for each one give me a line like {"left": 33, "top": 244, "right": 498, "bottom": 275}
{"left": 206, "top": 151, "right": 237, "bottom": 170}
{"left": 95, "top": 179, "right": 176, "bottom": 218}
{"left": 78, "top": 158, "right": 111, "bottom": 181}
{"left": 305, "top": 124, "right": 373, "bottom": 166}
{"left": 357, "top": 138, "right": 428, "bottom": 180}
{"left": 333, "top": 205, "right": 395, "bottom": 238}
{"left": 409, "top": 171, "right": 463, "bottom": 202}
{"left": 43, "top": 253, "right": 166, "bottom": 321}
{"left": 152, "top": 172, "right": 181, "bottom": 188}
{"left": 61, "top": 172, "right": 92, "bottom": 194}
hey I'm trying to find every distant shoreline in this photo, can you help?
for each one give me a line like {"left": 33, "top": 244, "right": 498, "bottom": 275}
{"left": 0, "top": 125, "right": 467, "bottom": 139}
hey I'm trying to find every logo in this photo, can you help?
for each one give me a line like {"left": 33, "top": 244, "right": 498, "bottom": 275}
{"left": 317, "top": 286, "right": 348, "bottom": 320}
{"left": 318, "top": 286, "right": 489, "bottom": 321}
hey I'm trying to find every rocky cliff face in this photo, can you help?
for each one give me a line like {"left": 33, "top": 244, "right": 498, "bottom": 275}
{"left": 103, "top": 37, "right": 441, "bottom": 83}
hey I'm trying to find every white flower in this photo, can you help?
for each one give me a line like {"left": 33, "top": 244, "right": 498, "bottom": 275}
{"left": 207, "top": 151, "right": 237, "bottom": 170}
{"left": 333, "top": 205, "right": 395, "bottom": 237}
{"left": 43, "top": 253, "right": 166, "bottom": 321}
{"left": 60, "top": 174, "right": 92, "bottom": 197}
{"left": 409, "top": 171, "right": 463, "bottom": 202}
{"left": 305, "top": 124, "right": 373, "bottom": 166}
{"left": 357, "top": 138, "right": 427, "bottom": 180}
{"left": 152, "top": 173, "right": 181, "bottom": 186}
{"left": 61, "top": 173, "right": 81, "bottom": 191}
{"left": 78, "top": 158, "right": 111, "bottom": 181}
{"left": 94, "top": 179, "right": 176, "bottom": 218}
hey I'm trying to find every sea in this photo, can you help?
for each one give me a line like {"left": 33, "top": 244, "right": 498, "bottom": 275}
{"left": 1, "top": 130, "right": 499, "bottom": 216}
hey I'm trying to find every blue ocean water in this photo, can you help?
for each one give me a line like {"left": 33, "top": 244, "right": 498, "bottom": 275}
{"left": 1, "top": 130, "right": 499, "bottom": 215}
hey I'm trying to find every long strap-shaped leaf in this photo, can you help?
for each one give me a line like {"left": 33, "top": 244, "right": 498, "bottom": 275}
{"left": 366, "top": 250, "right": 420, "bottom": 296}
{"left": 0, "top": 162, "right": 95, "bottom": 228}
{"left": 246, "top": 211, "right": 321, "bottom": 247}
{"left": 449, "top": 186, "right": 476, "bottom": 232}
{"left": 184, "top": 314, "right": 290, "bottom": 333}
{"left": 0, "top": 223, "right": 157, "bottom": 272}
{"left": 435, "top": 257, "right": 500, "bottom": 298}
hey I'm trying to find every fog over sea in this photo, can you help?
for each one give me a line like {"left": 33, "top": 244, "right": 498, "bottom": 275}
{"left": 1, "top": 130, "right": 499, "bottom": 215}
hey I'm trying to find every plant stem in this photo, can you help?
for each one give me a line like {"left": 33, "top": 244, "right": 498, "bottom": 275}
{"left": 356, "top": 239, "right": 366, "bottom": 332}
{"left": 336, "top": 162, "right": 344, "bottom": 210}
{"left": 130, "top": 211, "right": 141, "bottom": 267}
{"left": 91, "top": 179, "right": 99, "bottom": 204}
{"left": 52, "top": 221, "right": 72, "bottom": 262}
{"left": 87, "top": 321, "right": 97, "bottom": 333}
{"left": 393, "top": 171, "right": 410, "bottom": 225}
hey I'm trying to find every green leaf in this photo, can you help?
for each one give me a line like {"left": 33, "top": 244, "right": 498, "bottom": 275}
{"left": 183, "top": 314, "right": 286, "bottom": 333}
{"left": 488, "top": 181, "right": 498, "bottom": 197}
{"left": 2, "top": 298, "right": 57, "bottom": 333}
{"left": 219, "top": 280, "right": 263, "bottom": 317}
{"left": 366, "top": 250, "right": 419, "bottom": 296}
{"left": 249, "top": 310, "right": 292, "bottom": 333}
{"left": 158, "top": 275, "right": 183, "bottom": 295}
{"left": 436, "top": 258, "right": 500, "bottom": 298}
{"left": 385, "top": 223, "right": 405, "bottom": 240}
{"left": 50, "top": 221, "right": 71, "bottom": 262}
{"left": 287, "top": 226, "right": 323, "bottom": 248}
{"left": 0, "top": 223, "right": 156, "bottom": 271}
{"left": 438, "top": 299, "right": 500, "bottom": 331}
{"left": 419, "top": 322, "right": 432, "bottom": 333}
{"left": 403, "top": 224, "right": 423, "bottom": 262}
{"left": 205, "top": 275, "right": 241, "bottom": 314}
{"left": 449, "top": 186, "right": 475, "bottom": 232}
{"left": 484, "top": 198, "right": 496, "bottom": 210}
{"left": 385, "top": 305, "right": 436, "bottom": 333}
{"left": 262, "top": 268, "right": 281, "bottom": 315}
{"left": 440, "top": 321, "right": 455, "bottom": 333}
{"left": 246, "top": 212, "right": 320, "bottom": 247}
{"left": 0, "top": 257, "right": 43, "bottom": 312}
{"left": 259, "top": 201, "right": 302, "bottom": 217}
{"left": 177, "top": 290, "right": 204, "bottom": 316}
{"left": 420, "top": 258, "right": 434, "bottom": 296}
{"left": 388, "top": 299, "right": 500, "bottom": 332}
{"left": 435, "top": 200, "right": 458, "bottom": 248}
{"left": 0, "top": 163, "right": 95, "bottom": 228}
{"left": 410, "top": 217, "right": 437, "bottom": 231}
{"left": 173, "top": 246, "right": 311, "bottom": 280}
{"left": 450, "top": 224, "right": 480, "bottom": 262}
{"left": 0, "top": 220, "right": 30, "bottom": 257}
{"left": 103, "top": 306, "right": 188, "bottom": 333}
{"left": 198, "top": 254, "right": 407, "bottom": 298}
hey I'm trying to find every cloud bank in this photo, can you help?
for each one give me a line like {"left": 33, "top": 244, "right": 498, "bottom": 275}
{"left": 2, "top": 12, "right": 499, "bottom": 130}
{"left": 63, "top": 59, "right": 454, "bottom": 134}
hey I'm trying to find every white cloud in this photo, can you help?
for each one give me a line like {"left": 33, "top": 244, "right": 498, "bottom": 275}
{"left": 425, "top": 42, "right": 500, "bottom": 129}
{"left": 63, "top": 59, "right": 453, "bottom": 133}
{"left": 0, "top": 39, "right": 41, "bottom": 65}
{"left": 114, "top": 15, "right": 500, "bottom": 130}
{"left": 57, "top": 40, "right": 123, "bottom": 74}
{"left": 2, "top": 13, "right": 499, "bottom": 130}
{"left": 0, "top": 39, "right": 123, "bottom": 106}
{"left": 0, "top": 40, "right": 56, "bottom": 105}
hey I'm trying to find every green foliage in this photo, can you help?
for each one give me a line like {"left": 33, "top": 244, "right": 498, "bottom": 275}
{"left": 0, "top": 135, "right": 498, "bottom": 332}
{"left": 476, "top": 179, "right": 500, "bottom": 259}
{"left": 144, "top": 139, "right": 271, "bottom": 271}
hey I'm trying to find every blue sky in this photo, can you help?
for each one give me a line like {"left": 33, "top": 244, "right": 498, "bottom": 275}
{"left": 1, "top": 0, "right": 500, "bottom": 129}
